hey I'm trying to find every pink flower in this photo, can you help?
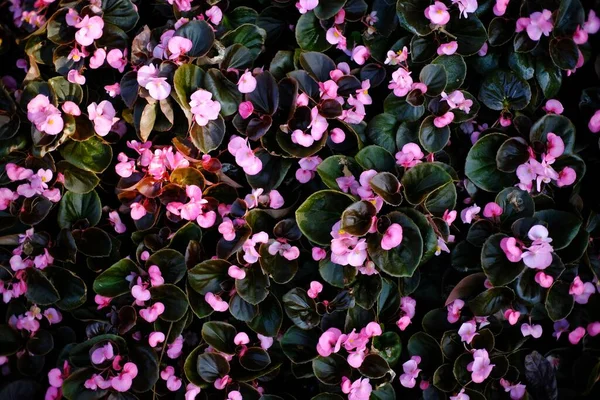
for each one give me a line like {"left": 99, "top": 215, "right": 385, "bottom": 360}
{"left": 397, "top": 296, "right": 416, "bottom": 331}
{"left": 205, "top": 292, "right": 229, "bottom": 312}
{"left": 521, "top": 323, "right": 543, "bottom": 338}
{"left": 450, "top": 388, "right": 470, "bottom": 400}
{"left": 330, "top": 127, "right": 346, "bottom": 144}
{"left": 570, "top": 276, "right": 585, "bottom": 295}
{"left": 381, "top": 223, "right": 403, "bottom": 250}
{"left": 148, "top": 331, "right": 165, "bottom": 347}
{"left": 434, "top": 111, "right": 455, "bottom": 127}
{"left": 399, "top": 356, "right": 421, "bottom": 388}
{"left": 237, "top": 70, "right": 257, "bottom": 93}
{"left": 234, "top": 332, "right": 250, "bottom": 345}
{"left": 385, "top": 47, "right": 409, "bottom": 65}
{"left": 112, "top": 362, "right": 138, "bottom": 392}
{"left": 556, "top": 167, "right": 576, "bottom": 187}
{"left": 206, "top": 6, "right": 223, "bottom": 25}
{"left": 365, "top": 322, "right": 382, "bottom": 337}
{"left": 139, "top": 302, "right": 165, "bottom": 323}
{"left": 44, "top": 308, "right": 62, "bottom": 324}
{"left": 238, "top": 101, "right": 254, "bottom": 119}
{"left": 589, "top": 110, "right": 600, "bottom": 133}
{"left": 467, "top": 349, "right": 494, "bottom": 383}
{"left": 504, "top": 309, "right": 521, "bottom": 325}
{"left": 351, "top": 46, "right": 370, "bottom": 65}
{"left": 27, "top": 94, "right": 64, "bottom": 135}
{"left": 91, "top": 343, "right": 114, "bottom": 365}
{"left": 89, "top": 48, "right": 106, "bottom": 69}
{"left": 88, "top": 100, "right": 119, "bottom": 136}
{"left": 219, "top": 218, "right": 236, "bottom": 241}
{"left": 395, "top": 143, "right": 424, "bottom": 168}
{"left": 568, "top": 327, "right": 586, "bottom": 345}
{"left": 214, "top": 375, "right": 231, "bottom": 390}
{"left": 190, "top": 89, "right": 221, "bottom": 126}
{"left": 535, "top": 271, "right": 554, "bottom": 288}
{"left": 185, "top": 383, "right": 201, "bottom": 400}
{"left": 108, "top": 210, "right": 126, "bottom": 233}
{"left": 341, "top": 377, "right": 372, "bottom": 400}
{"left": 317, "top": 328, "right": 343, "bottom": 357}
{"left": 48, "top": 367, "right": 65, "bottom": 388}
{"left": 326, "top": 27, "right": 346, "bottom": 48}
{"left": 573, "top": 281, "right": 595, "bottom": 304}
{"left": 228, "top": 136, "right": 262, "bottom": 175}
{"left": 442, "top": 91, "right": 473, "bottom": 113}
{"left": 74, "top": 15, "right": 104, "bottom": 46}
{"left": 62, "top": 101, "right": 81, "bottom": 116}
{"left": 388, "top": 68, "right": 413, "bottom": 97}
{"left": 452, "top": 0, "right": 478, "bottom": 18}
{"left": 425, "top": 1, "right": 451, "bottom": 25}
{"left": 67, "top": 69, "right": 86, "bottom": 84}
{"left": 517, "top": 10, "right": 553, "bottom": 41}
{"left": 95, "top": 294, "right": 112, "bottom": 309}
{"left": 106, "top": 49, "right": 127, "bottom": 72}
{"left": 500, "top": 379, "right": 526, "bottom": 400}
{"left": 493, "top": 0, "right": 510, "bottom": 16}
{"left": 584, "top": 10, "right": 600, "bottom": 34}
{"left": 257, "top": 333, "right": 274, "bottom": 350}
{"left": 167, "top": 36, "right": 192, "bottom": 59}
{"left": 296, "top": 0, "right": 319, "bottom": 14}
{"left": 0, "top": 188, "right": 18, "bottom": 210}
{"left": 545, "top": 133, "right": 565, "bottom": 161}
{"left": 437, "top": 41, "right": 458, "bottom": 56}
{"left": 268, "top": 241, "right": 300, "bottom": 261}
{"left": 130, "top": 202, "right": 147, "bottom": 220}
{"left": 458, "top": 321, "right": 479, "bottom": 344}
{"left": 307, "top": 281, "right": 323, "bottom": 298}
{"left": 312, "top": 247, "right": 327, "bottom": 261}
{"left": 167, "top": 335, "right": 184, "bottom": 359}
{"left": 228, "top": 265, "right": 246, "bottom": 280}
{"left": 460, "top": 204, "right": 481, "bottom": 224}
{"left": 543, "top": 99, "right": 564, "bottom": 115}
{"left": 447, "top": 299, "right": 464, "bottom": 323}
{"left": 587, "top": 322, "right": 600, "bottom": 336}
{"left": 521, "top": 225, "right": 553, "bottom": 270}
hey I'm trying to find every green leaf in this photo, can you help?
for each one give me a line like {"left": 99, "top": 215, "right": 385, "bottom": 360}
{"left": 190, "top": 115, "right": 226, "bottom": 153}
{"left": 419, "top": 115, "right": 450, "bottom": 153}
{"left": 447, "top": 15, "right": 487, "bottom": 56}
{"left": 248, "top": 294, "right": 283, "bottom": 337}
{"left": 239, "top": 347, "right": 271, "bottom": 371}
{"left": 465, "top": 133, "right": 517, "bottom": 192}
{"left": 45, "top": 266, "right": 86, "bottom": 311}
{"left": 60, "top": 136, "right": 113, "bottom": 173}
{"left": 366, "top": 113, "right": 398, "bottom": 153}
{"left": 550, "top": 38, "right": 580, "bottom": 70}
{"left": 25, "top": 268, "right": 60, "bottom": 305}
{"left": 546, "top": 281, "right": 574, "bottom": 321}
{"left": 481, "top": 234, "right": 526, "bottom": 286}
{"left": 419, "top": 64, "right": 447, "bottom": 97}
{"left": 247, "top": 71, "right": 279, "bottom": 115}
{"left": 101, "top": 0, "right": 139, "bottom": 32}
{"left": 247, "top": 150, "right": 293, "bottom": 192}
{"left": 282, "top": 288, "right": 320, "bottom": 329}
{"left": 319, "top": 258, "right": 357, "bottom": 288}
{"left": 93, "top": 259, "right": 138, "bottom": 297}
{"left": 496, "top": 137, "right": 530, "bottom": 172}
{"left": 358, "top": 353, "right": 390, "bottom": 378}
{"left": 313, "top": 354, "right": 351, "bottom": 385}
{"left": 408, "top": 332, "right": 443, "bottom": 375}
{"left": 341, "top": 201, "right": 377, "bottom": 236}
{"left": 174, "top": 20, "right": 215, "bottom": 57}
{"left": 0, "top": 325, "right": 21, "bottom": 356}
{"left": 536, "top": 58, "right": 562, "bottom": 98}
{"left": 401, "top": 162, "right": 453, "bottom": 204}
{"left": 221, "top": 24, "right": 266, "bottom": 60}
{"left": 299, "top": 52, "right": 336, "bottom": 83}
{"left": 188, "top": 259, "right": 229, "bottom": 295}
{"left": 367, "top": 211, "right": 423, "bottom": 277}
{"left": 73, "top": 227, "right": 112, "bottom": 257}
{"left": 202, "top": 321, "right": 237, "bottom": 354}
{"left": 149, "top": 284, "right": 189, "bottom": 322}
{"left": 534, "top": 209, "right": 582, "bottom": 250}
{"left": 48, "top": 76, "right": 83, "bottom": 103}
{"left": 468, "top": 287, "right": 515, "bottom": 316}
{"left": 432, "top": 55, "right": 466, "bottom": 92}
{"left": 554, "top": 0, "right": 585, "bottom": 36}
{"left": 384, "top": 94, "right": 424, "bottom": 122}
{"left": 296, "top": 12, "right": 331, "bottom": 52}
{"left": 317, "top": 155, "right": 362, "bottom": 191}
{"left": 236, "top": 264, "right": 270, "bottom": 305}
{"left": 372, "top": 332, "right": 402, "bottom": 367}
{"left": 478, "top": 70, "right": 531, "bottom": 111}
{"left": 197, "top": 352, "right": 230, "bottom": 382}
{"left": 524, "top": 351, "right": 558, "bottom": 400}
{"left": 296, "top": 190, "right": 355, "bottom": 246}
{"left": 355, "top": 145, "right": 396, "bottom": 172}
{"left": 146, "top": 248, "right": 186, "bottom": 284}
{"left": 314, "top": 0, "right": 347, "bottom": 19}
{"left": 353, "top": 273, "right": 383, "bottom": 309}
{"left": 57, "top": 161, "right": 99, "bottom": 194}
{"left": 57, "top": 191, "right": 102, "bottom": 229}
{"left": 281, "top": 326, "right": 320, "bottom": 364}
{"left": 509, "top": 52, "right": 535, "bottom": 80}
{"left": 173, "top": 64, "right": 204, "bottom": 110}
{"left": 396, "top": 0, "right": 432, "bottom": 36}
{"left": 495, "top": 188, "right": 535, "bottom": 227}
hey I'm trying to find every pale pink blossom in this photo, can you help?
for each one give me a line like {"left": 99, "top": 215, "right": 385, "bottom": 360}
{"left": 483, "top": 202, "right": 503, "bottom": 219}
{"left": 341, "top": 377, "right": 372, "bottom": 400}
{"left": 434, "top": 111, "right": 455, "bottom": 127}
{"left": 67, "top": 69, "right": 86, "bottom": 84}
{"left": 89, "top": 48, "right": 106, "bottom": 69}
{"left": 395, "top": 143, "right": 424, "bottom": 168}
{"left": 459, "top": 321, "right": 479, "bottom": 344}
{"left": 185, "top": 383, "right": 201, "bottom": 400}
{"left": 307, "top": 281, "right": 323, "bottom": 298}
{"left": 437, "top": 41, "right": 458, "bottom": 56}
{"left": 381, "top": 223, "right": 403, "bottom": 250}
{"left": 516, "top": 10, "right": 553, "bottom": 41}
{"left": 460, "top": 204, "right": 480, "bottom": 224}
{"left": 317, "top": 328, "right": 343, "bottom": 357}
{"left": 227, "top": 136, "right": 262, "bottom": 175}
{"left": 450, "top": 388, "right": 470, "bottom": 400}
{"left": 74, "top": 15, "right": 104, "bottom": 46}
{"left": 330, "top": 127, "right": 346, "bottom": 143}
{"left": 206, "top": 6, "right": 223, "bottom": 25}
{"left": 112, "top": 362, "right": 138, "bottom": 392}
{"left": 296, "top": 0, "right": 318, "bottom": 14}
{"left": 521, "top": 225, "right": 553, "bottom": 270}
{"left": 149, "top": 331, "right": 165, "bottom": 347}
{"left": 352, "top": 46, "right": 370, "bottom": 65}
{"left": 384, "top": 47, "right": 409, "bottom": 65}
{"left": 234, "top": 332, "right": 250, "bottom": 345}
{"left": 543, "top": 99, "right": 564, "bottom": 115}
{"left": 521, "top": 323, "right": 543, "bottom": 338}
{"left": 130, "top": 202, "right": 147, "bottom": 220}
{"left": 467, "top": 349, "right": 494, "bottom": 383}
{"left": 237, "top": 70, "right": 257, "bottom": 93}
{"left": 190, "top": 89, "right": 222, "bottom": 126}
{"left": 139, "top": 302, "right": 165, "bottom": 322}
{"left": 442, "top": 91, "right": 473, "bottom": 113}
{"left": 425, "top": 1, "right": 450, "bottom": 25}
{"left": 573, "top": 281, "right": 595, "bottom": 304}
{"left": 399, "top": 356, "right": 421, "bottom": 388}
{"left": 205, "top": 292, "right": 229, "bottom": 312}
{"left": 388, "top": 68, "right": 413, "bottom": 97}
{"left": 397, "top": 296, "right": 416, "bottom": 331}
{"left": 258, "top": 333, "right": 274, "bottom": 349}
{"left": 500, "top": 379, "right": 526, "bottom": 400}
{"left": 62, "top": 101, "right": 81, "bottom": 116}
{"left": 27, "top": 94, "right": 64, "bottom": 135}
{"left": 447, "top": 299, "right": 464, "bottom": 323}
{"left": 584, "top": 10, "right": 600, "bottom": 34}
{"left": 228, "top": 391, "right": 243, "bottom": 400}
{"left": 91, "top": 343, "right": 114, "bottom": 365}
{"left": 452, "top": 0, "right": 478, "bottom": 18}
{"left": 88, "top": 100, "right": 119, "bottom": 136}
{"left": 228, "top": 265, "right": 246, "bottom": 280}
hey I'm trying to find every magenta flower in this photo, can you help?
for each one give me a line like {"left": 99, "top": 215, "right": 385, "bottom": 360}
{"left": 317, "top": 327, "right": 343, "bottom": 357}
{"left": 88, "top": 100, "right": 119, "bottom": 136}
{"left": 237, "top": 70, "right": 257, "bottom": 93}
{"left": 557, "top": 167, "right": 577, "bottom": 187}
{"left": 190, "top": 89, "right": 222, "bottom": 126}
{"left": 504, "top": 309, "right": 521, "bottom": 325}
{"left": 434, "top": 111, "right": 455, "bottom": 127}
{"left": 493, "top": 0, "right": 510, "bottom": 16}
{"left": 534, "top": 271, "right": 554, "bottom": 288}
{"left": 467, "top": 349, "right": 494, "bottom": 383}
{"left": 573, "top": 281, "right": 595, "bottom": 304}
{"left": 206, "top": 6, "right": 223, "bottom": 25}
{"left": 516, "top": 10, "right": 553, "bottom": 41}
{"left": 238, "top": 101, "right": 254, "bottom": 119}
{"left": 587, "top": 322, "right": 600, "bottom": 337}
{"left": 74, "top": 15, "right": 104, "bottom": 46}
{"left": 568, "top": 327, "right": 586, "bottom": 345}
{"left": 228, "top": 136, "right": 263, "bottom": 175}
{"left": 351, "top": 46, "right": 370, "bottom": 65}
{"left": 307, "top": 281, "right": 323, "bottom": 299}
{"left": 584, "top": 10, "right": 600, "bottom": 34}
{"left": 139, "top": 302, "right": 165, "bottom": 322}
{"left": 111, "top": 362, "right": 138, "bottom": 392}
{"left": 397, "top": 296, "right": 416, "bottom": 331}
{"left": 425, "top": 1, "right": 451, "bottom": 25}
{"left": 543, "top": 99, "right": 564, "bottom": 115}
{"left": 148, "top": 331, "right": 165, "bottom": 347}
{"left": 395, "top": 143, "right": 424, "bottom": 168}
{"left": 483, "top": 202, "right": 503, "bottom": 219}
{"left": 381, "top": 223, "right": 403, "bottom": 250}
{"left": 399, "top": 356, "right": 422, "bottom": 388}
{"left": 268, "top": 240, "right": 300, "bottom": 260}
{"left": 91, "top": 343, "right": 114, "bottom": 365}
{"left": 330, "top": 127, "right": 346, "bottom": 143}
{"left": 447, "top": 299, "right": 464, "bottom": 323}
{"left": 589, "top": 110, "right": 600, "bottom": 133}
{"left": 450, "top": 388, "right": 470, "bottom": 400}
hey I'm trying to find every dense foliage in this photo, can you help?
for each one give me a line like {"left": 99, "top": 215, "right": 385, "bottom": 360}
{"left": 1, "top": 0, "right": 600, "bottom": 399}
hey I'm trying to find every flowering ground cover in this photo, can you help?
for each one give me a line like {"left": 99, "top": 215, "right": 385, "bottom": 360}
{"left": 1, "top": 0, "right": 600, "bottom": 399}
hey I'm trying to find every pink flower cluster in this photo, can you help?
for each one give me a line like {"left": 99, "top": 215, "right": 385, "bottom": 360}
{"left": 399, "top": 356, "right": 422, "bottom": 388}
{"left": 83, "top": 352, "right": 139, "bottom": 392}
{"left": 317, "top": 322, "right": 382, "bottom": 368}
{"left": 167, "top": 185, "right": 217, "bottom": 228}
{"left": 501, "top": 225, "right": 554, "bottom": 270}
{"left": 341, "top": 377, "right": 372, "bottom": 400}
{"left": 228, "top": 136, "right": 263, "bottom": 175}
{"left": 3, "top": 163, "right": 61, "bottom": 211}
{"left": 516, "top": 133, "right": 576, "bottom": 192}
{"left": 130, "top": 264, "right": 166, "bottom": 322}
{"left": 326, "top": 10, "right": 348, "bottom": 51}
{"left": 467, "top": 348, "right": 494, "bottom": 383}
{"left": 152, "top": 30, "right": 193, "bottom": 62}
{"left": 138, "top": 64, "right": 172, "bottom": 101}
{"left": 516, "top": 10, "right": 553, "bottom": 41}
{"left": 9, "top": 305, "right": 62, "bottom": 334}
{"left": 8, "top": 228, "right": 54, "bottom": 272}
{"left": 296, "top": 156, "right": 322, "bottom": 183}
{"left": 27, "top": 94, "right": 64, "bottom": 135}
